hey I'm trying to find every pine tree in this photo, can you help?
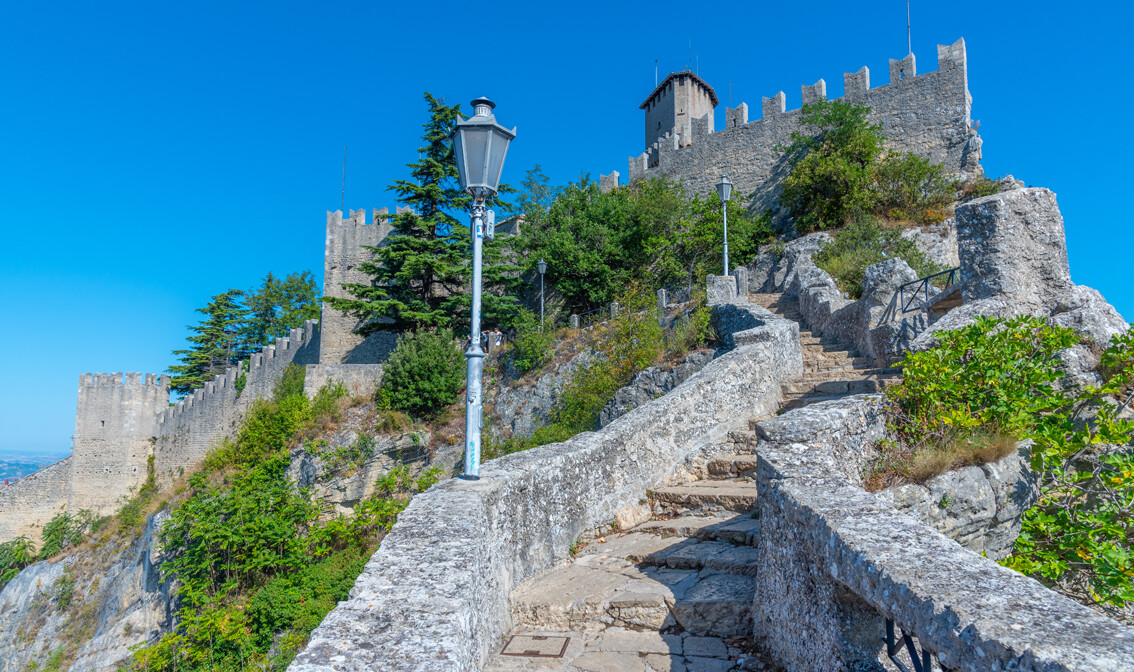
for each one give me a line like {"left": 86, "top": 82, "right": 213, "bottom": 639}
{"left": 168, "top": 289, "right": 246, "bottom": 395}
{"left": 326, "top": 92, "right": 521, "bottom": 333}
{"left": 241, "top": 271, "right": 320, "bottom": 355}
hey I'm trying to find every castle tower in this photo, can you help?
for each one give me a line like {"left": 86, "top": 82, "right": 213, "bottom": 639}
{"left": 319, "top": 208, "right": 398, "bottom": 363}
{"left": 641, "top": 71, "right": 719, "bottom": 151}
{"left": 69, "top": 373, "right": 169, "bottom": 514}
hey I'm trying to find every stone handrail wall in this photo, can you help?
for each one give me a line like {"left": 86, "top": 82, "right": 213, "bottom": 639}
{"left": 753, "top": 395, "right": 1134, "bottom": 671}
{"left": 289, "top": 306, "right": 802, "bottom": 671}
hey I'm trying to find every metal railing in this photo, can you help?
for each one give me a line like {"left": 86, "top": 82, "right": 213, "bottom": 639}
{"left": 896, "top": 267, "right": 959, "bottom": 314}
{"left": 886, "top": 619, "right": 943, "bottom": 672}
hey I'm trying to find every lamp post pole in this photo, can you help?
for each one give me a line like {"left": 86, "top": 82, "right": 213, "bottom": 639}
{"left": 464, "top": 194, "right": 487, "bottom": 479}
{"left": 716, "top": 174, "right": 734, "bottom": 276}
{"left": 538, "top": 258, "right": 547, "bottom": 329}
{"left": 452, "top": 97, "right": 515, "bottom": 481}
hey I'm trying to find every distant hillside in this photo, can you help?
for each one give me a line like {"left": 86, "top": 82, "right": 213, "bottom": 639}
{"left": 0, "top": 450, "right": 69, "bottom": 482}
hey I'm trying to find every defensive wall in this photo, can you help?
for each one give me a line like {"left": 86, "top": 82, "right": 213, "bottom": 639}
{"left": 603, "top": 39, "right": 981, "bottom": 216}
{"left": 0, "top": 458, "right": 72, "bottom": 542}
{"left": 0, "top": 204, "right": 413, "bottom": 542}
{"left": 289, "top": 304, "right": 804, "bottom": 670}
{"left": 70, "top": 373, "right": 169, "bottom": 515}
{"left": 153, "top": 321, "right": 320, "bottom": 486}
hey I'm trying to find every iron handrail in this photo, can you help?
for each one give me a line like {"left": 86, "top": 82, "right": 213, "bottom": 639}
{"left": 896, "top": 267, "right": 959, "bottom": 314}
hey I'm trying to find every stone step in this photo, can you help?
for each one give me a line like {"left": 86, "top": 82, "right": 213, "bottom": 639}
{"left": 782, "top": 377, "right": 894, "bottom": 396}
{"left": 508, "top": 532, "right": 756, "bottom": 636}
{"left": 707, "top": 453, "right": 759, "bottom": 478}
{"left": 640, "top": 539, "right": 761, "bottom": 577}
{"left": 651, "top": 479, "right": 757, "bottom": 516}
{"left": 635, "top": 514, "right": 761, "bottom": 546}
{"left": 778, "top": 393, "right": 852, "bottom": 411}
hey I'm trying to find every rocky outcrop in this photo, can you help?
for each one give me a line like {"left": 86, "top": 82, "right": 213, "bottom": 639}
{"left": 0, "top": 511, "right": 176, "bottom": 672}
{"left": 913, "top": 188, "right": 1128, "bottom": 351}
{"left": 899, "top": 217, "right": 959, "bottom": 268}
{"left": 598, "top": 350, "right": 714, "bottom": 428}
{"left": 487, "top": 350, "right": 593, "bottom": 440}
{"left": 875, "top": 442, "right": 1040, "bottom": 560}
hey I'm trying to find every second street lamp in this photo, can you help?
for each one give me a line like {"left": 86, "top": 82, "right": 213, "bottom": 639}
{"left": 716, "top": 174, "right": 733, "bottom": 276}
{"left": 537, "top": 259, "right": 547, "bottom": 328}
{"left": 452, "top": 97, "right": 515, "bottom": 480}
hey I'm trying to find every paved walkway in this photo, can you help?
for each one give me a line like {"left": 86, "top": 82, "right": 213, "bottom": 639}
{"left": 486, "top": 292, "right": 897, "bottom": 672}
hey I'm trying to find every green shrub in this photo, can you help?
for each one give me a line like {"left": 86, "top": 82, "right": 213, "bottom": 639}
{"left": 958, "top": 175, "right": 1002, "bottom": 201}
{"left": 872, "top": 152, "right": 953, "bottom": 224}
{"left": 510, "top": 308, "right": 555, "bottom": 373}
{"left": 273, "top": 363, "right": 306, "bottom": 401}
{"left": 378, "top": 330, "right": 464, "bottom": 418}
{"left": 779, "top": 100, "right": 885, "bottom": 232}
{"left": 38, "top": 512, "right": 89, "bottom": 560}
{"left": 664, "top": 293, "right": 715, "bottom": 359}
{"left": 0, "top": 535, "right": 37, "bottom": 589}
{"left": 813, "top": 217, "right": 942, "bottom": 298}
{"left": 885, "top": 317, "right": 1134, "bottom": 615}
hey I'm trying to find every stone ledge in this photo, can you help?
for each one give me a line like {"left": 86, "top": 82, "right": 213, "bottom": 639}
{"left": 754, "top": 395, "right": 1134, "bottom": 672}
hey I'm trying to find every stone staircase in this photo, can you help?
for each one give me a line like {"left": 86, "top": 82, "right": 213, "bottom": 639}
{"left": 487, "top": 433, "right": 772, "bottom": 671}
{"left": 749, "top": 292, "right": 900, "bottom": 411}
{"left": 485, "top": 291, "right": 892, "bottom": 671}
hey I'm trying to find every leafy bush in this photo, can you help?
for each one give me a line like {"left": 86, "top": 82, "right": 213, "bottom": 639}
{"left": 523, "top": 177, "right": 775, "bottom": 313}
{"left": 779, "top": 100, "right": 884, "bottom": 232}
{"left": 872, "top": 152, "right": 953, "bottom": 224}
{"left": 378, "top": 330, "right": 464, "bottom": 418}
{"left": 883, "top": 316, "right": 1134, "bottom": 615}
{"left": 813, "top": 217, "right": 942, "bottom": 299}
{"left": 510, "top": 308, "right": 555, "bottom": 373}
{"left": 0, "top": 535, "right": 37, "bottom": 589}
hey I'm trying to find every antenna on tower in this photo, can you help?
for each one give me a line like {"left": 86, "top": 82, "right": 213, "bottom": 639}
{"left": 341, "top": 146, "right": 347, "bottom": 213}
{"left": 906, "top": 0, "right": 912, "bottom": 54}
{"left": 655, "top": 59, "right": 658, "bottom": 86}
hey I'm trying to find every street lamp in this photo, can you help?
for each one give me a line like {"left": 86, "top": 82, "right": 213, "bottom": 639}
{"left": 452, "top": 97, "right": 515, "bottom": 481}
{"left": 537, "top": 259, "right": 547, "bottom": 328}
{"left": 716, "top": 174, "right": 733, "bottom": 276}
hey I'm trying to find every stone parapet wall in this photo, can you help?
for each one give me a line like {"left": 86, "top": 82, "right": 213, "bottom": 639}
{"left": 154, "top": 321, "right": 319, "bottom": 485}
{"left": 302, "top": 363, "right": 384, "bottom": 399}
{"left": 753, "top": 395, "right": 1134, "bottom": 671}
{"left": 622, "top": 39, "right": 979, "bottom": 216}
{"left": 0, "top": 457, "right": 72, "bottom": 542}
{"left": 288, "top": 306, "right": 803, "bottom": 671}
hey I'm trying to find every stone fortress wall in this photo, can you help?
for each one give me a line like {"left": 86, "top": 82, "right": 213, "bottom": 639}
{"left": 0, "top": 206, "right": 408, "bottom": 541}
{"left": 153, "top": 322, "right": 320, "bottom": 486}
{"left": 603, "top": 39, "right": 982, "bottom": 215}
{"left": 70, "top": 373, "right": 170, "bottom": 514}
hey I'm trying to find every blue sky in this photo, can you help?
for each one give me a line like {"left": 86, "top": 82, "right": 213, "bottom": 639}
{"left": 1, "top": 1, "right": 1130, "bottom": 455}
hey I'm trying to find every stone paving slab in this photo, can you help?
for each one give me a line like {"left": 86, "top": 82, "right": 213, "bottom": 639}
{"left": 484, "top": 629, "right": 753, "bottom": 672}
{"left": 634, "top": 515, "right": 734, "bottom": 539}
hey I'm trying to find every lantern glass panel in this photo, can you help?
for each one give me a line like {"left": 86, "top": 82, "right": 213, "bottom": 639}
{"left": 463, "top": 127, "right": 491, "bottom": 188}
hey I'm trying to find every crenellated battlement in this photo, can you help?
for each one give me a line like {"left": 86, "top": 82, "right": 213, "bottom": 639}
{"left": 80, "top": 372, "right": 170, "bottom": 388}
{"left": 621, "top": 39, "right": 980, "bottom": 212}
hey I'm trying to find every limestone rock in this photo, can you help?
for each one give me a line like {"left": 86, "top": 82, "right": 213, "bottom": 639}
{"left": 899, "top": 218, "right": 959, "bottom": 268}
{"left": 598, "top": 351, "right": 715, "bottom": 429}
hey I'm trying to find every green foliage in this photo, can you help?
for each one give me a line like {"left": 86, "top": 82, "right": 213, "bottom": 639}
{"left": 886, "top": 317, "right": 1134, "bottom": 614}
{"left": 813, "top": 217, "right": 942, "bottom": 299}
{"left": 117, "top": 454, "right": 158, "bottom": 532}
{"left": 523, "top": 177, "right": 775, "bottom": 313}
{"left": 131, "top": 383, "right": 439, "bottom": 671}
{"left": 510, "top": 308, "right": 555, "bottom": 373}
{"left": 38, "top": 511, "right": 93, "bottom": 560}
{"left": 779, "top": 100, "right": 885, "bottom": 232}
{"left": 241, "top": 271, "right": 320, "bottom": 356}
{"left": 664, "top": 293, "right": 715, "bottom": 359}
{"left": 379, "top": 330, "right": 464, "bottom": 418}
{"left": 307, "top": 433, "right": 375, "bottom": 476}
{"left": 872, "top": 152, "right": 954, "bottom": 224}
{"left": 326, "top": 93, "right": 521, "bottom": 332}
{"left": 0, "top": 535, "right": 37, "bottom": 589}
{"left": 167, "top": 289, "right": 246, "bottom": 395}
{"left": 273, "top": 362, "right": 306, "bottom": 400}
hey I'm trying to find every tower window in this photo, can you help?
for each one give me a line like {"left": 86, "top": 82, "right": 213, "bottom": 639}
{"left": 101, "top": 420, "right": 105, "bottom": 427}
